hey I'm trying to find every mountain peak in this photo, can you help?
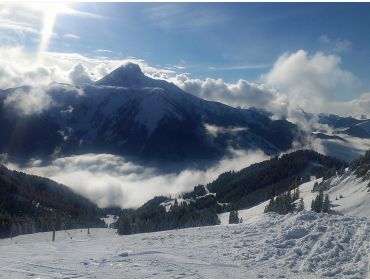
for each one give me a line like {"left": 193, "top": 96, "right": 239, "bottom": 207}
{"left": 117, "top": 63, "right": 144, "bottom": 75}
{"left": 95, "top": 63, "right": 148, "bottom": 88}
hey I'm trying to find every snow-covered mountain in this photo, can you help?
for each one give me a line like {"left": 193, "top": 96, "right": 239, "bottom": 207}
{"left": 0, "top": 63, "right": 298, "bottom": 164}
{"left": 316, "top": 113, "right": 370, "bottom": 139}
{"left": 301, "top": 113, "right": 370, "bottom": 161}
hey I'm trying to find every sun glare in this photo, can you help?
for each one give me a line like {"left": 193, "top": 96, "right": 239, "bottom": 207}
{"left": 32, "top": 2, "right": 72, "bottom": 52}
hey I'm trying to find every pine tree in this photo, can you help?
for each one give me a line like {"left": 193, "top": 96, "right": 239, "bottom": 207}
{"left": 228, "top": 210, "right": 234, "bottom": 224}
{"left": 311, "top": 190, "right": 325, "bottom": 213}
{"left": 235, "top": 209, "right": 239, "bottom": 223}
{"left": 228, "top": 210, "right": 239, "bottom": 224}
{"left": 295, "top": 187, "right": 300, "bottom": 201}
{"left": 297, "top": 197, "right": 304, "bottom": 212}
{"left": 322, "top": 194, "right": 330, "bottom": 213}
{"left": 264, "top": 191, "right": 296, "bottom": 215}
{"left": 264, "top": 197, "right": 275, "bottom": 213}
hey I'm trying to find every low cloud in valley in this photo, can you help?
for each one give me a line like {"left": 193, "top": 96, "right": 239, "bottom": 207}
{"left": 7, "top": 150, "right": 269, "bottom": 209}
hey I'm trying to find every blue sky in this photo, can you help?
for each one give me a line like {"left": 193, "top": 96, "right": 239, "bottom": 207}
{"left": 48, "top": 3, "right": 370, "bottom": 85}
{"left": 1, "top": 2, "right": 370, "bottom": 116}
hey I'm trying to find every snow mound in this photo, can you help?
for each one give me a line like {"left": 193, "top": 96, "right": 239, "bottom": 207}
{"left": 284, "top": 227, "right": 308, "bottom": 239}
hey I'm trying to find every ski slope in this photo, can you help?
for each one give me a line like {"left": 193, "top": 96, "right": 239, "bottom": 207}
{"left": 0, "top": 211, "right": 370, "bottom": 278}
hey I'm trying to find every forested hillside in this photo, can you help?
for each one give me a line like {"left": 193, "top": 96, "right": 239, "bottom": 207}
{"left": 115, "top": 196, "right": 220, "bottom": 235}
{"left": 115, "top": 150, "right": 347, "bottom": 235}
{"left": 206, "top": 150, "right": 346, "bottom": 208}
{"left": 0, "top": 165, "right": 105, "bottom": 238}
{"left": 349, "top": 150, "right": 370, "bottom": 177}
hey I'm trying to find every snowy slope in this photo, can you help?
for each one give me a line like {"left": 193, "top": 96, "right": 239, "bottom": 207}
{"left": 324, "top": 170, "right": 370, "bottom": 218}
{"left": 219, "top": 168, "right": 370, "bottom": 225}
{"left": 218, "top": 177, "right": 323, "bottom": 225}
{"left": 1, "top": 211, "right": 370, "bottom": 278}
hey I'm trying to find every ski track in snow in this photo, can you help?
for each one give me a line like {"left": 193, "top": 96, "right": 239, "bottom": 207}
{"left": 1, "top": 212, "right": 370, "bottom": 278}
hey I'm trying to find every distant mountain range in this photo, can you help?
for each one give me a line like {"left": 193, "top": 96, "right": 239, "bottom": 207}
{"left": 0, "top": 63, "right": 369, "bottom": 165}
{"left": 316, "top": 113, "right": 370, "bottom": 139}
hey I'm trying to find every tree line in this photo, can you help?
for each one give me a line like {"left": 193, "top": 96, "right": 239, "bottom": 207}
{"left": 0, "top": 165, "right": 105, "bottom": 239}
{"left": 116, "top": 197, "right": 220, "bottom": 235}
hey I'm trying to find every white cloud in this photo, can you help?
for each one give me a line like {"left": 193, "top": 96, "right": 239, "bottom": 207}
{"left": 95, "top": 49, "right": 112, "bottom": 53}
{"left": 144, "top": 4, "right": 227, "bottom": 30}
{"left": 318, "top": 35, "right": 331, "bottom": 44}
{"left": 172, "top": 74, "right": 289, "bottom": 117}
{"left": 171, "top": 50, "right": 369, "bottom": 119}
{"left": 327, "top": 92, "right": 370, "bottom": 118}
{"left": 208, "top": 64, "right": 270, "bottom": 71}
{"left": 263, "top": 50, "right": 355, "bottom": 114}
{"left": 204, "top": 123, "right": 248, "bottom": 138}
{"left": 318, "top": 34, "right": 352, "bottom": 53}
{"left": 7, "top": 150, "right": 268, "bottom": 208}
{"left": 0, "top": 18, "right": 38, "bottom": 34}
{"left": 69, "top": 63, "right": 92, "bottom": 85}
{"left": 64, "top": 33, "right": 80, "bottom": 40}
{"left": 2, "top": 3, "right": 102, "bottom": 20}
{"left": 4, "top": 87, "right": 54, "bottom": 116}
{"left": 334, "top": 39, "right": 352, "bottom": 53}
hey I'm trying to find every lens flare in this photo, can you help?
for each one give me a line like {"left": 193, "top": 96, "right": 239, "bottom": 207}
{"left": 35, "top": 3, "right": 72, "bottom": 52}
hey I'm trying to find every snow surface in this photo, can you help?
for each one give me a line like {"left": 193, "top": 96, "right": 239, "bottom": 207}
{"left": 1, "top": 211, "right": 370, "bottom": 278}
{"left": 102, "top": 215, "right": 118, "bottom": 228}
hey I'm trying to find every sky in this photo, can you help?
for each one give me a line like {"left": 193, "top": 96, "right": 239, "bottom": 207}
{"left": 1, "top": 2, "right": 370, "bottom": 117}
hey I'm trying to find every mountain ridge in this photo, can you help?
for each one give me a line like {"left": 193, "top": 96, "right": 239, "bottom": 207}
{"left": 0, "top": 64, "right": 300, "bottom": 165}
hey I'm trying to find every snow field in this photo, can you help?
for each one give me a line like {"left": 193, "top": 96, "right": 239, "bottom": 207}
{"left": 1, "top": 210, "right": 370, "bottom": 278}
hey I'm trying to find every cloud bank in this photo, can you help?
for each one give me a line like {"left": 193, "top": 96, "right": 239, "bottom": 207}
{"left": 172, "top": 74, "right": 289, "bottom": 118}
{"left": 173, "top": 50, "right": 368, "bottom": 119}
{"left": 0, "top": 46, "right": 174, "bottom": 90}
{"left": 7, "top": 150, "right": 268, "bottom": 209}
{"left": 0, "top": 47, "right": 368, "bottom": 119}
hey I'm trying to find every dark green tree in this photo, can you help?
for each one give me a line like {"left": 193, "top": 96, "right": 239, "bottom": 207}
{"left": 322, "top": 194, "right": 331, "bottom": 213}
{"left": 297, "top": 197, "right": 305, "bottom": 212}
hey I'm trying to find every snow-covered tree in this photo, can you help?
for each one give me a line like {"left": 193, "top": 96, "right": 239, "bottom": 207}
{"left": 297, "top": 197, "right": 305, "bottom": 212}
